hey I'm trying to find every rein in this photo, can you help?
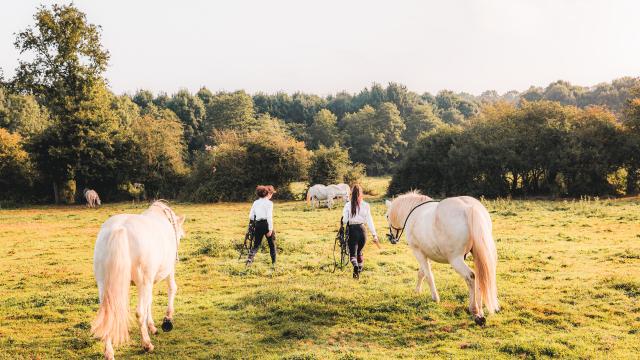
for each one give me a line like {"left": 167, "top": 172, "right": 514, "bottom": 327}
{"left": 152, "top": 200, "right": 180, "bottom": 261}
{"left": 388, "top": 200, "right": 439, "bottom": 244}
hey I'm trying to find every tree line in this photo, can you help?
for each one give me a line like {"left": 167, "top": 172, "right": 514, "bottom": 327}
{"left": 0, "top": 4, "right": 638, "bottom": 204}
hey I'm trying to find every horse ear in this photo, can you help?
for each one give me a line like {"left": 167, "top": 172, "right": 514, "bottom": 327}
{"left": 385, "top": 199, "right": 392, "bottom": 208}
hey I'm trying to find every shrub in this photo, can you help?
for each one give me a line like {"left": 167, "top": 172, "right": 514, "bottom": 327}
{"left": 308, "top": 146, "right": 349, "bottom": 185}
{"left": 307, "top": 145, "right": 365, "bottom": 187}
{"left": 182, "top": 129, "right": 309, "bottom": 202}
{"left": 0, "top": 129, "right": 35, "bottom": 202}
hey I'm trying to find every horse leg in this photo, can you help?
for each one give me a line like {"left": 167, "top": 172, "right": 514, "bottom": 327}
{"left": 450, "top": 256, "right": 484, "bottom": 325}
{"left": 163, "top": 272, "right": 177, "bottom": 331}
{"left": 104, "top": 338, "right": 114, "bottom": 360}
{"left": 411, "top": 248, "right": 440, "bottom": 302}
{"left": 146, "top": 298, "right": 158, "bottom": 335}
{"left": 138, "top": 282, "right": 154, "bottom": 352}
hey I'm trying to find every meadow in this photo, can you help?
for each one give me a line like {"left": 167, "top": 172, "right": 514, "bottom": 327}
{"left": 0, "top": 178, "right": 638, "bottom": 359}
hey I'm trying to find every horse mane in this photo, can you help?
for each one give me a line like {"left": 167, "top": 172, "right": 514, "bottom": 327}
{"left": 389, "top": 191, "right": 432, "bottom": 226}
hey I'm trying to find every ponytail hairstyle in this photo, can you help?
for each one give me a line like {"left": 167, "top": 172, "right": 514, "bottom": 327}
{"left": 350, "top": 184, "right": 362, "bottom": 217}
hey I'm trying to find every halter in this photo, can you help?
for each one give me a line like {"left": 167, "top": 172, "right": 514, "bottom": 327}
{"left": 387, "top": 200, "right": 439, "bottom": 244}
{"left": 152, "top": 200, "right": 180, "bottom": 261}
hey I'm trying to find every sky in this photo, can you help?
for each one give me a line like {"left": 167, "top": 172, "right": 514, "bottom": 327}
{"left": 1, "top": 0, "right": 639, "bottom": 96}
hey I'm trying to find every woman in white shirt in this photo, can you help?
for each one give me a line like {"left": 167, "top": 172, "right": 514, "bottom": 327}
{"left": 342, "top": 184, "right": 379, "bottom": 279}
{"left": 246, "top": 185, "right": 277, "bottom": 266}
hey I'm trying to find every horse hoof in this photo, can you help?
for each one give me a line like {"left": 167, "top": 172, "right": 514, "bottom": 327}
{"left": 143, "top": 343, "right": 154, "bottom": 352}
{"left": 474, "top": 316, "right": 486, "bottom": 326}
{"left": 150, "top": 326, "right": 158, "bottom": 335}
{"left": 162, "top": 317, "right": 173, "bottom": 332}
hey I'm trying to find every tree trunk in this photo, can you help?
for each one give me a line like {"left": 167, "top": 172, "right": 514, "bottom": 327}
{"left": 53, "top": 182, "right": 59, "bottom": 204}
{"left": 627, "top": 166, "right": 638, "bottom": 195}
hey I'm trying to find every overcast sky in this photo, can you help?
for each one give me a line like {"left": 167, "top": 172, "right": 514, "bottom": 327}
{"left": 1, "top": 0, "right": 639, "bottom": 96}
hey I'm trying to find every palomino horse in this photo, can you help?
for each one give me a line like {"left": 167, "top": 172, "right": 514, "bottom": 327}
{"left": 84, "top": 188, "right": 101, "bottom": 208}
{"left": 385, "top": 192, "right": 499, "bottom": 325}
{"left": 306, "top": 184, "right": 337, "bottom": 208}
{"left": 91, "top": 201, "right": 185, "bottom": 360}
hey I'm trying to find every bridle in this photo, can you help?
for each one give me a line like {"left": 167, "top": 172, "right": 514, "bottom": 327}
{"left": 387, "top": 200, "right": 439, "bottom": 244}
{"left": 152, "top": 200, "right": 180, "bottom": 261}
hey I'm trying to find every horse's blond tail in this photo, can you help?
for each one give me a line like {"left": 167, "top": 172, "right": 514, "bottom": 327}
{"left": 306, "top": 188, "right": 312, "bottom": 205}
{"left": 91, "top": 228, "right": 131, "bottom": 346}
{"left": 467, "top": 204, "right": 499, "bottom": 314}
{"left": 96, "top": 195, "right": 101, "bottom": 206}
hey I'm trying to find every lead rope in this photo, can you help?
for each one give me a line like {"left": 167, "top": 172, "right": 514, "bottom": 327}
{"left": 389, "top": 200, "right": 439, "bottom": 243}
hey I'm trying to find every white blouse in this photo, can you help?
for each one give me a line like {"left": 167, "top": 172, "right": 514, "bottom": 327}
{"left": 342, "top": 201, "right": 377, "bottom": 237}
{"left": 249, "top": 198, "right": 274, "bottom": 231}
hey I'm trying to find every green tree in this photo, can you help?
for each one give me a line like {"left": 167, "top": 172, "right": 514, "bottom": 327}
{"left": 130, "top": 114, "right": 188, "bottom": 198}
{"left": 308, "top": 109, "right": 339, "bottom": 149}
{"left": 0, "top": 90, "right": 50, "bottom": 138}
{"left": 403, "top": 103, "right": 443, "bottom": 145}
{"left": 307, "top": 145, "right": 350, "bottom": 185}
{"left": 0, "top": 129, "right": 34, "bottom": 201}
{"left": 167, "top": 89, "right": 206, "bottom": 152}
{"left": 11, "top": 4, "right": 118, "bottom": 203}
{"left": 343, "top": 103, "right": 406, "bottom": 175}
{"left": 204, "top": 90, "right": 255, "bottom": 134}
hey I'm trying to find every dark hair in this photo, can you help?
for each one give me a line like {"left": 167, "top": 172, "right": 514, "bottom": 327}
{"left": 256, "top": 185, "right": 275, "bottom": 198}
{"left": 350, "top": 184, "right": 362, "bottom": 216}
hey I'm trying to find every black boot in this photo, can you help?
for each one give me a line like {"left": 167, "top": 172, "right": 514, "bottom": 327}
{"left": 352, "top": 265, "right": 360, "bottom": 279}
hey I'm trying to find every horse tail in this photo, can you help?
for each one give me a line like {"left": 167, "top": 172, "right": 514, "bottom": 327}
{"left": 91, "top": 227, "right": 131, "bottom": 346}
{"left": 467, "top": 203, "right": 499, "bottom": 314}
{"left": 96, "top": 194, "right": 101, "bottom": 206}
{"left": 306, "top": 187, "right": 312, "bottom": 205}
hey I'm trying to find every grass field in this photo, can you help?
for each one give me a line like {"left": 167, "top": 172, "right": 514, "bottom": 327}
{"left": 0, "top": 178, "right": 639, "bottom": 359}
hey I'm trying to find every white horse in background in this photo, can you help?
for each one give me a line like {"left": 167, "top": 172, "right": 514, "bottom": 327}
{"left": 385, "top": 191, "right": 499, "bottom": 325}
{"left": 84, "top": 188, "right": 101, "bottom": 208}
{"left": 91, "top": 201, "right": 186, "bottom": 360}
{"left": 327, "top": 183, "right": 350, "bottom": 202}
{"left": 306, "top": 184, "right": 337, "bottom": 208}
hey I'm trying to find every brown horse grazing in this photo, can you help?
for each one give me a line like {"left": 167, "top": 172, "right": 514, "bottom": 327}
{"left": 84, "top": 188, "right": 101, "bottom": 208}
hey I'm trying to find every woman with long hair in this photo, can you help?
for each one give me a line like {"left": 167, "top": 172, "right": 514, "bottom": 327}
{"left": 341, "top": 184, "right": 379, "bottom": 279}
{"left": 246, "top": 185, "right": 277, "bottom": 266}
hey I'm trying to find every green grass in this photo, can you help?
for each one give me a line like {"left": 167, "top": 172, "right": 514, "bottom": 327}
{"left": 1, "top": 181, "right": 639, "bottom": 359}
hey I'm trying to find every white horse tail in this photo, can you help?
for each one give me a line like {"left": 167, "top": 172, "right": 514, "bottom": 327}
{"left": 467, "top": 203, "right": 499, "bottom": 314}
{"left": 96, "top": 195, "right": 101, "bottom": 206}
{"left": 91, "top": 228, "right": 131, "bottom": 346}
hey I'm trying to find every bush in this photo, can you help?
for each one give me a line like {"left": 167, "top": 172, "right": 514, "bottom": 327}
{"left": 308, "top": 146, "right": 349, "bottom": 185}
{"left": 182, "top": 129, "right": 309, "bottom": 202}
{"left": 307, "top": 145, "right": 366, "bottom": 188}
{"left": 0, "top": 129, "right": 34, "bottom": 202}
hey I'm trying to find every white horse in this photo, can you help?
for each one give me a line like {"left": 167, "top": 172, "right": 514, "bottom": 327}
{"left": 327, "top": 183, "right": 350, "bottom": 202}
{"left": 84, "top": 188, "right": 101, "bottom": 208}
{"left": 91, "top": 201, "right": 186, "bottom": 360}
{"left": 385, "top": 191, "right": 499, "bottom": 325}
{"left": 306, "top": 184, "right": 337, "bottom": 208}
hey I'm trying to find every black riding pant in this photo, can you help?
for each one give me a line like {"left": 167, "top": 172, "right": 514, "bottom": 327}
{"left": 348, "top": 224, "right": 366, "bottom": 268}
{"left": 251, "top": 220, "right": 277, "bottom": 264}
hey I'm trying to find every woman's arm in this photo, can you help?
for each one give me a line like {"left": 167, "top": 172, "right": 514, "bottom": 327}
{"left": 365, "top": 203, "right": 377, "bottom": 237}
{"left": 249, "top": 202, "right": 255, "bottom": 220}
{"left": 266, "top": 202, "right": 274, "bottom": 231}
{"left": 342, "top": 202, "right": 350, "bottom": 224}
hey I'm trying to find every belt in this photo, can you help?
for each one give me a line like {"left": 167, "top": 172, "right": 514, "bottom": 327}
{"left": 256, "top": 218, "right": 268, "bottom": 222}
{"left": 348, "top": 223, "right": 364, "bottom": 225}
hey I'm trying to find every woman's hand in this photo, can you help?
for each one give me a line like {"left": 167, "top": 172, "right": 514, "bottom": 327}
{"left": 267, "top": 230, "right": 273, "bottom": 237}
{"left": 373, "top": 235, "right": 381, "bottom": 248}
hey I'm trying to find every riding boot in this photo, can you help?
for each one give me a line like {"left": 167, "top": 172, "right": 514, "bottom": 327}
{"left": 246, "top": 249, "right": 256, "bottom": 266}
{"left": 357, "top": 254, "right": 364, "bottom": 273}
{"left": 268, "top": 232, "right": 277, "bottom": 265}
{"left": 351, "top": 257, "right": 359, "bottom": 279}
